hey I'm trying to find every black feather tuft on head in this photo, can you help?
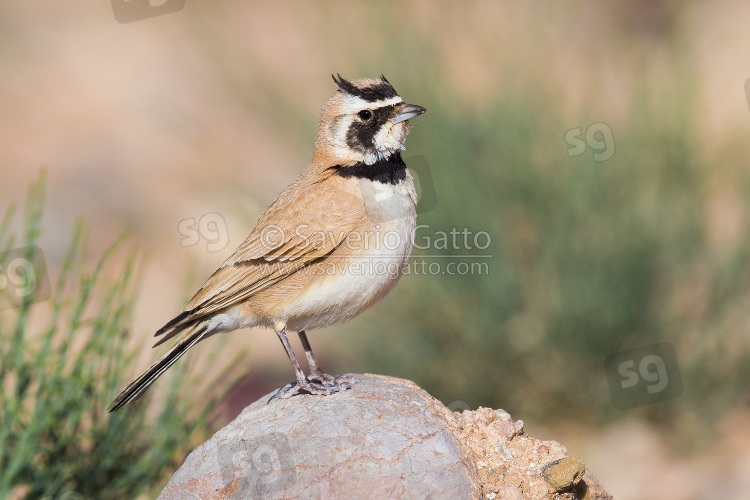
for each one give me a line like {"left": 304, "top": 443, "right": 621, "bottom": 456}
{"left": 332, "top": 73, "right": 359, "bottom": 96}
{"left": 331, "top": 73, "right": 399, "bottom": 103}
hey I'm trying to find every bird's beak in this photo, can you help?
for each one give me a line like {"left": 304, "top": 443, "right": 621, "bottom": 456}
{"left": 392, "top": 103, "right": 426, "bottom": 124}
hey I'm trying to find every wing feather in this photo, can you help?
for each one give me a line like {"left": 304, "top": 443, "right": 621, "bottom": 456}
{"left": 154, "top": 173, "right": 365, "bottom": 342}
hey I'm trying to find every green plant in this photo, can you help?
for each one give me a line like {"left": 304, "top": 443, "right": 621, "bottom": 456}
{"left": 0, "top": 172, "right": 229, "bottom": 499}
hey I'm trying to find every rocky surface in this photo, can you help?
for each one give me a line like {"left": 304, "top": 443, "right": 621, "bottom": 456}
{"left": 452, "top": 407, "right": 610, "bottom": 499}
{"left": 159, "top": 374, "right": 611, "bottom": 499}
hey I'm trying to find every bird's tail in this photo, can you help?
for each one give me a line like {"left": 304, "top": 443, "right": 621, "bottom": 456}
{"left": 108, "top": 323, "right": 208, "bottom": 412}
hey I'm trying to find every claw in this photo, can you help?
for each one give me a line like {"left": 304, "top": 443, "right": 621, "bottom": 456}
{"left": 267, "top": 375, "right": 355, "bottom": 404}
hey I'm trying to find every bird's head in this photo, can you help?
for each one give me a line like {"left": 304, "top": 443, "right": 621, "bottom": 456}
{"left": 313, "top": 75, "right": 426, "bottom": 166}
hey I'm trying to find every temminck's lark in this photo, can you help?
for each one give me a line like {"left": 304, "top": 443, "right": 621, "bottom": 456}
{"left": 109, "top": 75, "right": 426, "bottom": 411}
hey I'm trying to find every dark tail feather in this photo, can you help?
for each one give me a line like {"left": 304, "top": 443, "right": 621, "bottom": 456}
{"left": 108, "top": 324, "right": 208, "bottom": 412}
{"left": 154, "top": 310, "right": 193, "bottom": 339}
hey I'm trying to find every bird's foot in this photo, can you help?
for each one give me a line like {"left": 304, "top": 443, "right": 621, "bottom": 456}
{"left": 267, "top": 375, "right": 354, "bottom": 403}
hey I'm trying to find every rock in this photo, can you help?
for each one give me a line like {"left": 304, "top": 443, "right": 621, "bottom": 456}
{"left": 542, "top": 455, "right": 585, "bottom": 492}
{"left": 159, "top": 374, "right": 611, "bottom": 500}
{"left": 450, "top": 407, "right": 610, "bottom": 499}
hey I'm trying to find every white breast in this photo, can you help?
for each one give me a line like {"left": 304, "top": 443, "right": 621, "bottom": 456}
{"left": 283, "top": 175, "right": 417, "bottom": 331}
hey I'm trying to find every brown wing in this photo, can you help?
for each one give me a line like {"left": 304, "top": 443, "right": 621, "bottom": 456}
{"left": 153, "top": 171, "right": 365, "bottom": 345}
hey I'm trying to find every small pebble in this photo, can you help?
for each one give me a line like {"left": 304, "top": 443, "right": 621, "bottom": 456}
{"left": 542, "top": 455, "right": 585, "bottom": 492}
{"left": 493, "top": 409, "right": 512, "bottom": 420}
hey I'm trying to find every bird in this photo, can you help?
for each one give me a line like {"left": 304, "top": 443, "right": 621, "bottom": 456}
{"left": 108, "top": 74, "right": 426, "bottom": 411}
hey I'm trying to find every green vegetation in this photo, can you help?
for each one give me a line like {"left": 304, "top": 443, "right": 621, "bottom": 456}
{"left": 0, "top": 172, "right": 226, "bottom": 499}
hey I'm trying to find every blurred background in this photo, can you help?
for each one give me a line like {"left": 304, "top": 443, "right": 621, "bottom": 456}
{"left": 2, "top": 1, "right": 750, "bottom": 498}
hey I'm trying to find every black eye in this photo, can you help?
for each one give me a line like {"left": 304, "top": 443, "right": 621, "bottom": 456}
{"left": 358, "top": 110, "right": 372, "bottom": 120}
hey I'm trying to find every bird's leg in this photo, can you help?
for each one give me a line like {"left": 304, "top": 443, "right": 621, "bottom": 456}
{"left": 268, "top": 323, "right": 351, "bottom": 402}
{"left": 275, "top": 323, "right": 307, "bottom": 387}
{"left": 298, "top": 329, "right": 324, "bottom": 376}
{"left": 298, "top": 330, "right": 359, "bottom": 387}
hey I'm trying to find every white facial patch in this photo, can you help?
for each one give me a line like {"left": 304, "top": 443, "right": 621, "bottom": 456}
{"left": 329, "top": 93, "right": 409, "bottom": 164}
{"left": 372, "top": 121, "right": 408, "bottom": 160}
{"left": 339, "top": 95, "right": 403, "bottom": 115}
